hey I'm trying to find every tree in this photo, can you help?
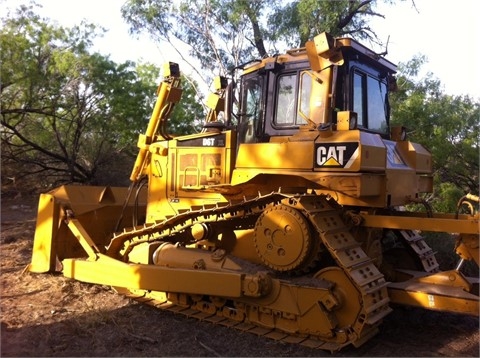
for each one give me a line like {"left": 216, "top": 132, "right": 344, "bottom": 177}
{"left": 169, "top": 75, "right": 206, "bottom": 136}
{"left": 1, "top": 4, "right": 208, "bottom": 189}
{"left": 1, "top": 5, "right": 158, "bottom": 187}
{"left": 121, "top": 0, "right": 390, "bottom": 85}
{"left": 268, "top": 0, "right": 388, "bottom": 48}
{"left": 390, "top": 55, "right": 479, "bottom": 205}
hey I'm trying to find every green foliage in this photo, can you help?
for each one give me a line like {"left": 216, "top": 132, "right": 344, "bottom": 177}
{"left": 431, "top": 182, "right": 464, "bottom": 213}
{"left": 122, "top": 0, "right": 267, "bottom": 79}
{"left": 390, "top": 55, "right": 480, "bottom": 198}
{"left": 1, "top": 3, "right": 212, "bottom": 188}
{"left": 168, "top": 76, "right": 205, "bottom": 136}
{"left": 121, "top": 0, "right": 390, "bottom": 81}
{"left": 268, "top": 0, "right": 384, "bottom": 47}
{"left": 1, "top": 4, "right": 157, "bottom": 186}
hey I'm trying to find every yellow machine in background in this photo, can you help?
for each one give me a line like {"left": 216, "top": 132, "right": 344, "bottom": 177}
{"left": 30, "top": 32, "right": 478, "bottom": 351}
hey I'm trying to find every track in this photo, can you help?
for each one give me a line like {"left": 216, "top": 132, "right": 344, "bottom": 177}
{"left": 109, "top": 192, "right": 392, "bottom": 351}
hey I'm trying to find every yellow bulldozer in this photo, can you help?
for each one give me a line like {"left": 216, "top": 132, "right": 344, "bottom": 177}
{"left": 29, "top": 32, "right": 478, "bottom": 351}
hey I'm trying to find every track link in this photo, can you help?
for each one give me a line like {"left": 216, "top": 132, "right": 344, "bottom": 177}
{"left": 291, "top": 196, "right": 392, "bottom": 333}
{"left": 107, "top": 192, "right": 286, "bottom": 258}
{"left": 116, "top": 286, "right": 353, "bottom": 352}
{"left": 395, "top": 229, "right": 439, "bottom": 273}
{"left": 108, "top": 192, "right": 392, "bottom": 351}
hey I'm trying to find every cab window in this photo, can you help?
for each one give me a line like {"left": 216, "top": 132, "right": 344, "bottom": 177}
{"left": 352, "top": 71, "right": 388, "bottom": 134}
{"left": 238, "top": 75, "right": 264, "bottom": 143}
{"left": 275, "top": 73, "right": 308, "bottom": 126}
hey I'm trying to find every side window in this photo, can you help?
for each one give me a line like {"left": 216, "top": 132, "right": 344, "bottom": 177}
{"left": 352, "top": 70, "right": 388, "bottom": 134}
{"left": 276, "top": 74, "right": 296, "bottom": 125}
{"left": 353, "top": 72, "right": 365, "bottom": 127}
{"left": 239, "top": 76, "right": 264, "bottom": 143}
{"left": 275, "top": 73, "right": 308, "bottom": 126}
{"left": 244, "top": 77, "right": 263, "bottom": 121}
{"left": 367, "top": 77, "right": 388, "bottom": 132}
{"left": 297, "top": 72, "right": 311, "bottom": 125}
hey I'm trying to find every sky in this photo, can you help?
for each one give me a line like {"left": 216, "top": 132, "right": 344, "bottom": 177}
{"left": 2, "top": 0, "right": 479, "bottom": 99}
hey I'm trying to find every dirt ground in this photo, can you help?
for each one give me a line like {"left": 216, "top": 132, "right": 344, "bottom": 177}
{"left": 1, "top": 194, "right": 479, "bottom": 357}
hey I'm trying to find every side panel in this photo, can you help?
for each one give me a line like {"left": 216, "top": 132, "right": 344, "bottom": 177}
{"left": 234, "top": 130, "right": 387, "bottom": 172}
{"left": 232, "top": 130, "right": 433, "bottom": 207}
{"left": 146, "top": 131, "right": 236, "bottom": 223}
{"left": 235, "top": 141, "right": 314, "bottom": 171}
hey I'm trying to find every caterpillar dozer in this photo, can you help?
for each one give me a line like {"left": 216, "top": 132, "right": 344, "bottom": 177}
{"left": 29, "top": 32, "right": 479, "bottom": 351}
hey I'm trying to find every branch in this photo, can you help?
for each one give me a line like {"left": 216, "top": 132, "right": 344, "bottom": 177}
{"left": 337, "top": 0, "right": 377, "bottom": 30}
{"left": 244, "top": 8, "right": 267, "bottom": 58}
{"left": 1, "top": 118, "right": 69, "bottom": 164}
{"left": 1, "top": 111, "right": 91, "bottom": 183}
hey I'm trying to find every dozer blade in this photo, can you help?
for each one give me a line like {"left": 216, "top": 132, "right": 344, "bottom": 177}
{"left": 29, "top": 185, "right": 146, "bottom": 273}
{"left": 387, "top": 269, "right": 479, "bottom": 315}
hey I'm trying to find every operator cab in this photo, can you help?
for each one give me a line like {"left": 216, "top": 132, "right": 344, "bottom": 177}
{"left": 234, "top": 34, "right": 397, "bottom": 143}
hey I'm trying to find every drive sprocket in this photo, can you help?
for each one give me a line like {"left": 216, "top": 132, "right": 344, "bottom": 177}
{"left": 253, "top": 204, "right": 314, "bottom": 272}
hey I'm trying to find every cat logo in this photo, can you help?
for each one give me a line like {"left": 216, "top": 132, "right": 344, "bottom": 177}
{"left": 314, "top": 143, "right": 359, "bottom": 168}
